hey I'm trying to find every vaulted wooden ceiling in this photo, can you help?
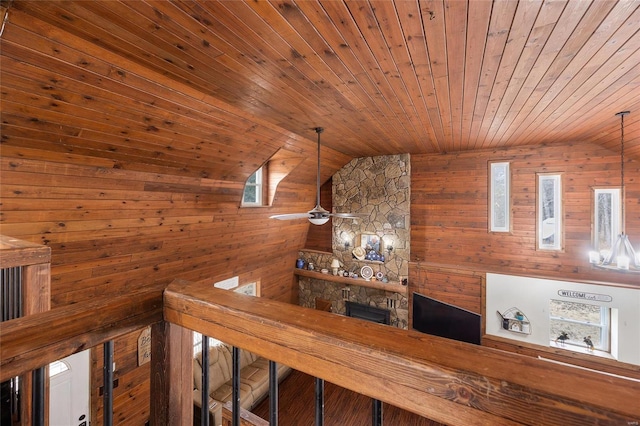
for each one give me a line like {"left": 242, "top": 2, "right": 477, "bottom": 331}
{"left": 1, "top": 0, "right": 639, "bottom": 183}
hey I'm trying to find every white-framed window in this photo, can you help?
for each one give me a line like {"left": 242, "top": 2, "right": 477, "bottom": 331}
{"left": 549, "top": 299, "right": 610, "bottom": 353}
{"left": 593, "top": 188, "right": 621, "bottom": 256}
{"left": 49, "top": 360, "right": 70, "bottom": 377}
{"left": 489, "top": 162, "right": 510, "bottom": 232}
{"left": 242, "top": 167, "right": 264, "bottom": 206}
{"left": 537, "top": 174, "right": 562, "bottom": 250}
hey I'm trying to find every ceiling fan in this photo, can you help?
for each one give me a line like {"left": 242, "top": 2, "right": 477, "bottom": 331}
{"left": 270, "top": 127, "right": 362, "bottom": 225}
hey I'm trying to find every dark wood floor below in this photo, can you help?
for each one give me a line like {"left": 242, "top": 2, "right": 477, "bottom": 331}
{"left": 251, "top": 369, "right": 444, "bottom": 426}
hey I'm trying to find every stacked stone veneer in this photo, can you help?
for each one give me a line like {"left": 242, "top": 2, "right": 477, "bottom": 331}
{"left": 298, "top": 154, "right": 410, "bottom": 329}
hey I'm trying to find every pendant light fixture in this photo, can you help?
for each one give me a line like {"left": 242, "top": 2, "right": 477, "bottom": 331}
{"left": 589, "top": 111, "right": 639, "bottom": 272}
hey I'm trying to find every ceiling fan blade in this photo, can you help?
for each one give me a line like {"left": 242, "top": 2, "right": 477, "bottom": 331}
{"left": 269, "top": 213, "right": 311, "bottom": 220}
{"left": 330, "top": 212, "right": 364, "bottom": 219}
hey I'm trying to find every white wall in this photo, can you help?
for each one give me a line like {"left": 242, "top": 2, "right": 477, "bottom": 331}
{"left": 486, "top": 273, "right": 640, "bottom": 366}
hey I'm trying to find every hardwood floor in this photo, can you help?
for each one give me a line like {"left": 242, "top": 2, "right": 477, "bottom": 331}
{"left": 252, "top": 369, "right": 443, "bottom": 426}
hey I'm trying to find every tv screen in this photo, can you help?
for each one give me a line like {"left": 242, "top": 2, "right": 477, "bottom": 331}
{"left": 412, "top": 292, "right": 482, "bottom": 345}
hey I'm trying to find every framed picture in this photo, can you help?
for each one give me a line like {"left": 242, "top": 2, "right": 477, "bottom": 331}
{"left": 360, "top": 233, "right": 383, "bottom": 254}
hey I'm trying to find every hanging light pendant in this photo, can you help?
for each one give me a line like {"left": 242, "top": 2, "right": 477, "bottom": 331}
{"left": 589, "top": 111, "right": 639, "bottom": 272}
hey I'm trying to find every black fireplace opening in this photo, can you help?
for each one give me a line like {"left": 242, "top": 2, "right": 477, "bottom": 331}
{"left": 345, "top": 301, "right": 390, "bottom": 325}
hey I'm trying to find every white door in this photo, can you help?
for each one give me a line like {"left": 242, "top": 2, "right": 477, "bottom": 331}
{"left": 49, "top": 350, "right": 90, "bottom": 426}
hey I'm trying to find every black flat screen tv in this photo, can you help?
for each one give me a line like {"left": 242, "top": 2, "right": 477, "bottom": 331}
{"left": 412, "top": 292, "right": 482, "bottom": 345}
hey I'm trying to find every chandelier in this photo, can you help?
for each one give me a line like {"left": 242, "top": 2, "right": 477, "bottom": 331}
{"left": 589, "top": 111, "right": 639, "bottom": 272}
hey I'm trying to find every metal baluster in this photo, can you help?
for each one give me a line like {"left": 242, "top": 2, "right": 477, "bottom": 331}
{"left": 31, "top": 367, "right": 45, "bottom": 426}
{"left": 269, "top": 360, "right": 278, "bottom": 425}
{"left": 103, "top": 340, "right": 114, "bottom": 426}
{"left": 372, "top": 399, "right": 383, "bottom": 426}
{"left": 201, "top": 336, "right": 210, "bottom": 426}
{"left": 232, "top": 346, "right": 240, "bottom": 426}
{"left": 315, "top": 377, "right": 324, "bottom": 426}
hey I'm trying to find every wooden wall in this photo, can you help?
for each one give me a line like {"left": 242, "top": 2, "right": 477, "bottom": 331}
{"left": 409, "top": 143, "right": 640, "bottom": 378}
{"left": 0, "top": 7, "right": 351, "bottom": 424}
{"left": 410, "top": 142, "right": 640, "bottom": 288}
{"left": 303, "top": 179, "right": 333, "bottom": 252}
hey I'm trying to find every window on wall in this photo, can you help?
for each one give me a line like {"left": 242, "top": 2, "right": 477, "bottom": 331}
{"left": 489, "top": 162, "right": 511, "bottom": 232}
{"left": 537, "top": 174, "right": 562, "bottom": 250}
{"left": 549, "top": 299, "right": 610, "bottom": 353}
{"left": 593, "top": 188, "right": 621, "bottom": 256}
{"left": 242, "top": 167, "right": 264, "bottom": 206}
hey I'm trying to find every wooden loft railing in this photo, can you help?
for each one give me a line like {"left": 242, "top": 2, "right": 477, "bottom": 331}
{"left": 2, "top": 261, "right": 639, "bottom": 425}
{"left": 1, "top": 235, "right": 52, "bottom": 424}
{"left": 0, "top": 289, "right": 164, "bottom": 382}
{"left": 164, "top": 279, "right": 640, "bottom": 426}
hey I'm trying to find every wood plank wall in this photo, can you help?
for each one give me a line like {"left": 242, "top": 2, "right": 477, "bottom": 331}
{"left": 409, "top": 143, "right": 640, "bottom": 378}
{"left": 410, "top": 142, "right": 640, "bottom": 287}
{"left": 303, "top": 179, "right": 333, "bottom": 252}
{"left": 0, "top": 7, "right": 347, "bottom": 423}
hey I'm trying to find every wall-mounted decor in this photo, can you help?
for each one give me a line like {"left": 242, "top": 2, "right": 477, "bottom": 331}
{"left": 137, "top": 326, "right": 152, "bottom": 366}
{"left": 497, "top": 307, "right": 531, "bottom": 335}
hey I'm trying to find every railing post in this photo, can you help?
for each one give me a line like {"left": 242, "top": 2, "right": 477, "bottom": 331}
{"left": 315, "top": 377, "right": 324, "bottom": 426}
{"left": 232, "top": 346, "right": 240, "bottom": 426}
{"left": 269, "top": 360, "right": 278, "bottom": 425}
{"left": 103, "top": 340, "right": 114, "bottom": 426}
{"left": 31, "top": 367, "right": 45, "bottom": 426}
{"left": 201, "top": 336, "right": 210, "bottom": 426}
{"left": 372, "top": 398, "right": 383, "bottom": 426}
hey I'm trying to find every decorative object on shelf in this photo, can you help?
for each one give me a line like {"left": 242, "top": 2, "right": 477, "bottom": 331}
{"left": 330, "top": 258, "right": 341, "bottom": 276}
{"left": 588, "top": 111, "right": 639, "bottom": 272}
{"left": 360, "top": 233, "right": 383, "bottom": 261}
{"left": 308, "top": 262, "right": 314, "bottom": 271}
{"left": 375, "top": 271, "right": 384, "bottom": 281}
{"left": 320, "top": 268, "right": 329, "bottom": 274}
{"left": 296, "top": 258, "right": 305, "bottom": 269}
{"left": 555, "top": 331, "right": 569, "bottom": 346}
{"left": 352, "top": 246, "right": 366, "bottom": 260}
{"left": 360, "top": 265, "right": 374, "bottom": 281}
{"left": 583, "top": 336, "right": 594, "bottom": 351}
{"left": 496, "top": 307, "right": 531, "bottom": 335}
{"left": 270, "top": 127, "right": 362, "bottom": 225}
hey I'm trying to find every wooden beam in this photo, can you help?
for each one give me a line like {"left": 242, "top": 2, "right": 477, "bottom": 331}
{"left": 0, "top": 288, "right": 164, "bottom": 382}
{"left": 164, "top": 279, "right": 640, "bottom": 426}
{"left": 149, "top": 321, "right": 193, "bottom": 426}
{"left": 0, "top": 235, "right": 51, "bottom": 268}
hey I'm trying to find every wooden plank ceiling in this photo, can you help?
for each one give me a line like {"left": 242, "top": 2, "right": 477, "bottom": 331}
{"left": 1, "top": 0, "right": 639, "bottom": 183}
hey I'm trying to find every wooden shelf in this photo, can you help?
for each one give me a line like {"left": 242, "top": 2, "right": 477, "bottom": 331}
{"left": 294, "top": 269, "right": 407, "bottom": 295}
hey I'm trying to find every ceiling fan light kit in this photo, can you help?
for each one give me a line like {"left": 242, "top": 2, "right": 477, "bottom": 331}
{"left": 270, "top": 127, "right": 361, "bottom": 225}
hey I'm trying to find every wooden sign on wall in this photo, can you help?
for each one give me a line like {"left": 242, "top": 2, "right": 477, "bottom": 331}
{"left": 138, "top": 326, "right": 152, "bottom": 366}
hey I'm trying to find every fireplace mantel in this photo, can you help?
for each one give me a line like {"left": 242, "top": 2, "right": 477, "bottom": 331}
{"left": 294, "top": 269, "right": 407, "bottom": 296}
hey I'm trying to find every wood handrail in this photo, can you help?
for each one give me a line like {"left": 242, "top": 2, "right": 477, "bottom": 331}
{"left": 164, "top": 279, "right": 640, "bottom": 426}
{"left": 0, "top": 287, "right": 164, "bottom": 382}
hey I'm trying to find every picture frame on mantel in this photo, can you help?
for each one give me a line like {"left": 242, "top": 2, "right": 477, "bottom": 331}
{"left": 360, "top": 233, "right": 383, "bottom": 254}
